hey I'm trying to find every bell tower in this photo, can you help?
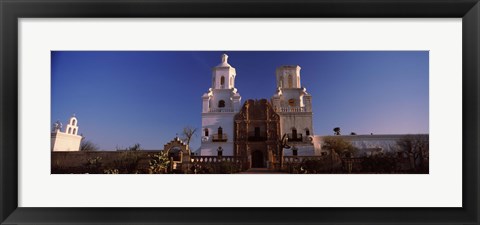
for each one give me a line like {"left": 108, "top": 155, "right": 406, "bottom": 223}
{"left": 212, "top": 54, "right": 236, "bottom": 89}
{"left": 271, "top": 65, "right": 314, "bottom": 155}
{"left": 200, "top": 54, "right": 242, "bottom": 156}
{"left": 65, "top": 115, "right": 79, "bottom": 135}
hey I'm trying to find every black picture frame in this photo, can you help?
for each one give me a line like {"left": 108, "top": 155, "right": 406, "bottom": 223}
{"left": 1, "top": 0, "right": 479, "bottom": 224}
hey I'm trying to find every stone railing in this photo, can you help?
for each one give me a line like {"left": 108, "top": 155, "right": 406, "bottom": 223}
{"left": 209, "top": 108, "right": 233, "bottom": 113}
{"left": 190, "top": 156, "right": 241, "bottom": 164}
{"left": 286, "top": 133, "right": 303, "bottom": 142}
{"left": 279, "top": 107, "right": 306, "bottom": 112}
{"left": 212, "top": 134, "right": 228, "bottom": 142}
{"left": 283, "top": 156, "right": 326, "bottom": 163}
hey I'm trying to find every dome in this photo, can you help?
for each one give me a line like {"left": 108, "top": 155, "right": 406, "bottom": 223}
{"left": 216, "top": 53, "right": 232, "bottom": 67}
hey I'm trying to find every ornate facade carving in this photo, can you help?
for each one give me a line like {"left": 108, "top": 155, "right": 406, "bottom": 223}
{"left": 234, "top": 99, "right": 281, "bottom": 169}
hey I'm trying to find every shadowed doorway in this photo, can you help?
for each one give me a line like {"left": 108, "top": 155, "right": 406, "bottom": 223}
{"left": 251, "top": 150, "right": 265, "bottom": 168}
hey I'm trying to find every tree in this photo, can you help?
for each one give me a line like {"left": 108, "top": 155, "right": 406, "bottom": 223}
{"left": 333, "top": 127, "right": 341, "bottom": 135}
{"left": 322, "top": 136, "right": 356, "bottom": 156}
{"left": 127, "top": 143, "right": 141, "bottom": 151}
{"left": 80, "top": 136, "right": 99, "bottom": 151}
{"left": 181, "top": 126, "right": 198, "bottom": 147}
{"left": 396, "top": 135, "right": 429, "bottom": 171}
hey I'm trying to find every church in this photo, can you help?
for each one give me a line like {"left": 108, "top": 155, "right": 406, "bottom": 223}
{"left": 199, "top": 54, "right": 316, "bottom": 169}
{"left": 50, "top": 53, "right": 428, "bottom": 173}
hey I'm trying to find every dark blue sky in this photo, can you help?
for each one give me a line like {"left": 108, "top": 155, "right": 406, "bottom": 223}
{"left": 51, "top": 51, "right": 429, "bottom": 150}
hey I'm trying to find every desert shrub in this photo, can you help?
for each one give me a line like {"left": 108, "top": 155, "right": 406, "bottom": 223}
{"left": 84, "top": 156, "right": 103, "bottom": 174}
{"left": 360, "top": 154, "right": 397, "bottom": 173}
{"left": 149, "top": 151, "right": 170, "bottom": 174}
{"left": 113, "top": 151, "right": 141, "bottom": 174}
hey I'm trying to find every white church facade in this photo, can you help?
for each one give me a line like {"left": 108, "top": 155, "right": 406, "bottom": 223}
{"left": 199, "top": 54, "right": 317, "bottom": 158}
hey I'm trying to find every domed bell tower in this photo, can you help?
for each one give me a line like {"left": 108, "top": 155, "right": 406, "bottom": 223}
{"left": 200, "top": 54, "right": 242, "bottom": 156}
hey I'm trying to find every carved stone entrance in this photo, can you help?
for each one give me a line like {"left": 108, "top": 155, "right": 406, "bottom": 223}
{"left": 234, "top": 99, "right": 281, "bottom": 170}
{"left": 251, "top": 150, "right": 265, "bottom": 168}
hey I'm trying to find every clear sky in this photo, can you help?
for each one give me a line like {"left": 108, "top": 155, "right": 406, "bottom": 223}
{"left": 51, "top": 51, "right": 429, "bottom": 151}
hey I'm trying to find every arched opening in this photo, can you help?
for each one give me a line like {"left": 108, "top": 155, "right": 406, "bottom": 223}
{"left": 71, "top": 119, "right": 76, "bottom": 126}
{"left": 254, "top": 127, "right": 260, "bottom": 137}
{"left": 305, "top": 128, "right": 310, "bottom": 136}
{"left": 73, "top": 128, "right": 77, "bottom": 135}
{"left": 218, "top": 100, "right": 225, "bottom": 108}
{"left": 168, "top": 147, "right": 182, "bottom": 161}
{"left": 251, "top": 150, "right": 265, "bottom": 168}
{"left": 218, "top": 127, "right": 223, "bottom": 139}
{"left": 293, "top": 149, "right": 298, "bottom": 156}
{"left": 292, "top": 128, "right": 298, "bottom": 139}
{"left": 68, "top": 127, "right": 72, "bottom": 134}
{"left": 204, "top": 128, "right": 209, "bottom": 137}
{"left": 288, "top": 99, "right": 295, "bottom": 107}
{"left": 217, "top": 146, "right": 223, "bottom": 157}
{"left": 288, "top": 74, "right": 293, "bottom": 88}
{"left": 220, "top": 76, "right": 225, "bottom": 87}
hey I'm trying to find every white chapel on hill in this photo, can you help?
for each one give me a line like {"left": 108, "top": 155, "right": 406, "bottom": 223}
{"left": 51, "top": 115, "right": 82, "bottom": 151}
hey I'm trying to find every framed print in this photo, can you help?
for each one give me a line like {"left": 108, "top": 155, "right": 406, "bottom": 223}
{"left": 1, "top": 0, "right": 479, "bottom": 224}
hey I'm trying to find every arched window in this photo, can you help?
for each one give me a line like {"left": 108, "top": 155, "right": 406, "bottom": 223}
{"left": 305, "top": 128, "right": 310, "bottom": 136}
{"left": 288, "top": 74, "right": 293, "bottom": 88}
{"left": 217, "top": 146, "right": 223, "bottom": 157}
{"left": 204, "top": 128, "right": 209, "bottom": 137}
{"left": 73, "top": 128, "right": 77, "bottom": 135}
{"left": 288, "top": 99, "right": 295, "bottom": 107}
{"left": 71, "top": 119, "right": 76, "bottom": 126}
{"left": 292, "top": 128, "right": 297, "bottom": 139}
{"left": 218, "top": 100, "right": 225, "bottom": 108}
{"left": 293, "top": 149, "right": 298, "bottom": 156}
{"left": 68, "top": 127, "right": 72, "bottom": 134}
{"left": 220, "top": 76, "right": 225, "bottom": 86}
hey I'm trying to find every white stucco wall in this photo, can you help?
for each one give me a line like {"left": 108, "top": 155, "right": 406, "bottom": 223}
{"left": 283, "top": 145, "right": 316, "bottom": 156}
{"left": 209, "top": 89, "right": 235, "bottom": 110}
{"left": 200, "top": 113, "right": 236, "bottom": 156}
{"left": 51, "top": 131, "right": 82, "bottom": 151}
{"left": 279, "top": 113, "right": 313, "bottom": 137}
{"left": 278, "top": 89, "right": 305, "bottom": 107}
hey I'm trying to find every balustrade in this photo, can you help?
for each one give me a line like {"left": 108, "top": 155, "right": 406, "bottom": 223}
{"left": 209, "top": 108, "right": 233, "bottom": 113}
{"left": 279, "top": 107, "right": 306, "bottom": 112}
{"left": 190, "top": 156, "right": 241, "bottom": 164}
{"left": 212, "top": 133, "right": 228, "bottom": 142}
{"left": 286, "top": 133, "right": 304, "bottom": 142}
